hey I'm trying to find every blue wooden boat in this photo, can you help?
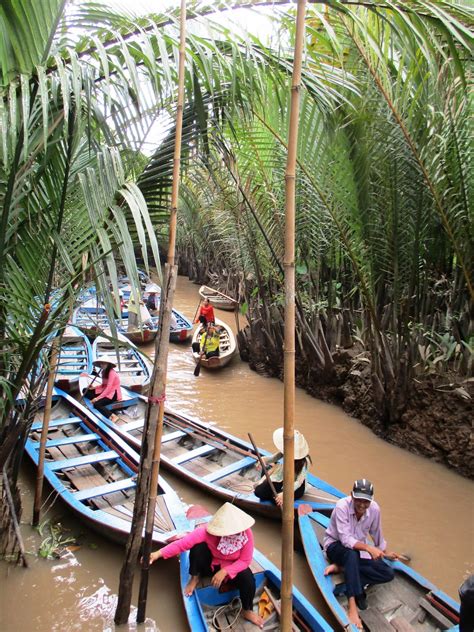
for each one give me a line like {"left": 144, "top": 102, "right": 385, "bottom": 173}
{"left": 72, "top": 306, "right": 110, "bottom": 339}
{"left": 180, "top": 547, "right": 333, "bottom": 631}
{"left": 54, "top": 326, "right": 93, "bottom": 393}
{"left": 92, "top": 333, "right": 153, "bottom": 393}
{"left": 297, "top": 509, "right": 460, "bottom": 632}
{"left": 25, "top": 388, "right": 191, "bottom": 546}
{"left": 80, "top": 382, "right": 344, "bottom": 520}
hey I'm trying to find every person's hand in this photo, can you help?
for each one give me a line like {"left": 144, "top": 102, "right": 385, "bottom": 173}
{"left": 383, "top": 551, "right": 399, "bottom": 561}
{"left": 275, "top": 492, "right": 283, "bottom": 507}
{"left": 211, "top": 568, "right": 228, "bottom": 588}
{"left": 367, "top": 545, "right": 384, "bottom": 560}
{"left": 91, "top": 398, "right": 97, "bottom": 403}
{"left": 146, "top": 550, "right": 161, "bottom": 565}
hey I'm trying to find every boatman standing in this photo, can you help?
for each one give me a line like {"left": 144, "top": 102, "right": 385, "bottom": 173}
{"left": 324, "top": 479, "right": 397, "bottom": 630}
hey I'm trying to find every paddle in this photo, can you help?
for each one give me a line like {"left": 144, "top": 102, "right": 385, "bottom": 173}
{"left": 193, "top": 326, "right": 210, "bottom": 377}
{"left": 248, "top": 433, "right": 281, "bottom": 508}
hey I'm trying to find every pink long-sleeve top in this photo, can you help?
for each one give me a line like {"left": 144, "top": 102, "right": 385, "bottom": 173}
{"left": 160, "top": 526, "right": 254, "bottom": 579}
{"left": 95, "top": 369, "right": 122, "bottom": 401}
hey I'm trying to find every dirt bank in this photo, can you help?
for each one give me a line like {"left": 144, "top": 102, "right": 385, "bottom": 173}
{"left": 239, "top": 326, "right": 473, "bottom": 480}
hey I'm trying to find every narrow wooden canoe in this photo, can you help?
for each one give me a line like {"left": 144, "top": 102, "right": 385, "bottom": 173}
{"left": 116, "top": 306, "right": 193, "bottom": 344}
{"left": 191, "top": 319, "right": 237, "bottom": 370}
{"left": 298, "top": 509, "right": 460, "bottom": 632}
{"left": 115, "top": 316, "right": 159, "bottom": 345}
{"left": 25, "top": 388, "right": 192, "bottom": 546}
{"left": 198, "top": 285, "right": 237, "bottom": 311}
{"left": 92, "top": 334, "right": 153, "bottom": 393}
{"left": 54, "top": 326, "right": 93, "bottom": 393}
{"left": 81, "top": 383, "right": 343, "bottom": 520}
{"left": 72, "top": 306, "right": 110, "bottom": 339}
{"left": 181, "top": 547, "right": 333, "bottom": 631}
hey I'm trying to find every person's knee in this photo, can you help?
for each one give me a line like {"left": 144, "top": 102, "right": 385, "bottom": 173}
{"left": 382, "top": 564, "right": 395, "bottom": 582}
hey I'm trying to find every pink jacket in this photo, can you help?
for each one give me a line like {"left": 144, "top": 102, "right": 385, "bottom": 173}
{"left": 160, "top": 526, "right": 254, "bottom": 579}
{"left": 95, "top": 369, "right": 122, "bottom": 401}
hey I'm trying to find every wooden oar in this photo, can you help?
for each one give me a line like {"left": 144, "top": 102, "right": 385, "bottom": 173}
{"left": 193, "top": 327, "right": 209, "bottom": 377}
{"left": 248, "top": 433, "right": 281, "bottom": 508}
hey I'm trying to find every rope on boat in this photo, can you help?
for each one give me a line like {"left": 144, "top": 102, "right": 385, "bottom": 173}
{"left": 212, "top": 597, "right": 242, "bottom": 630}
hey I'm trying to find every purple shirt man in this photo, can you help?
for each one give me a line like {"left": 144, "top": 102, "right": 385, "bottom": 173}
{"left": 324, "top": 495, "right": 387, "bottom": 559}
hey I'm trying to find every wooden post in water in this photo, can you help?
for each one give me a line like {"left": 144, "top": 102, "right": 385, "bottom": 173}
{"left": 114, "top": 0, "right": 187, "bottom": 625}
{"left": 281, "top": 1, "right": 306, "bottom": 630}
{"left": 32, "top": 337, "right": 59, "bottom": 526}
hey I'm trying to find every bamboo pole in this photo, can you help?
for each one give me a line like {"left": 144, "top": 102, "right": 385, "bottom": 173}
{"left": 32, "top": 337, "right": 60, "bottom": 527}
{"left": 114, "top": 0, "right": 187, "bottom": 624}
{"left": 281, "top": 1, "right": 306, "bottom": 630}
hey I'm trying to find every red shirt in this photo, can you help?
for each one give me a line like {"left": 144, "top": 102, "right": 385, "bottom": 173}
{"left": 197, "top": 303, "right": 215, "bottom": 322}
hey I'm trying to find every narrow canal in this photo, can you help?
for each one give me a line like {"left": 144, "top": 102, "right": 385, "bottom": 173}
{"left": 1, "top": 275, "right": 472, "bottom": 631}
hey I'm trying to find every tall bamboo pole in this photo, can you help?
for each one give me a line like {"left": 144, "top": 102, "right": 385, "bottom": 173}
{"left": 32, "top": 337, "right": 59, "bottom": 526}
{"left": 281, "top": 1, "right": 306, "bottom": 629}
{"left": 114, "top": 0, "right": 187, "bottom": 624}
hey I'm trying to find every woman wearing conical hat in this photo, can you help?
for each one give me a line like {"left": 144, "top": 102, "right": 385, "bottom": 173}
{"left": 84, "top": 359, "right": 122, "bottom": 420}
{"left": 148, "top": 503, "right": 264, "bottom": 628}
{"left": 254, "top": 427, "right": 311, "bottom": 507}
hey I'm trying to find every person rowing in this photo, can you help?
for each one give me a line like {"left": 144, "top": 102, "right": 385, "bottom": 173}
{"left": 195, "top": 297, "right": 215, "bottom": 327}
{"left": 147, "top": 502, "right": 265, "bottom": 628}
{"left": 323, "top": 478, "right": 397, "bottom": 630}
{"left": 254, "top": 427, "right": 311, "bottom": 507}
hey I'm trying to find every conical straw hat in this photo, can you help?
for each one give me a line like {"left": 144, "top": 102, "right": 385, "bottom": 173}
{"left": 145, "top": 283, "right": 161, "bottom": 293}
{"left": 206, "top": 502, "right": 255, "bottom": 536}
{"left": 93, "top": 359, "right": 117, "bottom": 368}
{"left": 272, "top": 427, "right": 309, "bottom": 459}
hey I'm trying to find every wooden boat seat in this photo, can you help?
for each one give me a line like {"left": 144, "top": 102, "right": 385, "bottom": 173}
{"left": 173, "top": 445, "right": 216, "bottom": 465}
{"left": 38, "top": 433, "right": 98, "bottom": 448}
{"left": 48, "top": 450, "right": 119, "bottom": 471}
{"left": 360, "top": 607, "right": 394, "bottom": 632}
{"left": 31, "top": 416, "right": 82, "bottom": 431}
{"left": 389, "top": 616, "right": 417, "bottom": 632}
{"left": 203, "top": 456, "right": 256, "bottom": 483}
{"left": 120, "top": 419, "right": 146, "bottom": 432}
{"left": 73, "top": 477, "right": 136, "bottom": 501}
{"left": 418, "top": 597, "right": 454, "bottom": 628}
{"left": 162, "top": 429, "right": 186, "bottom": 443}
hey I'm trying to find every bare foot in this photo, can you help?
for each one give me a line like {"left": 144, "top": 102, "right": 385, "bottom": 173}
{"left": 324, "top": 563, "right": 343, "bottom": 576}
{"left": 109, "top": 413, "right": 119, "bottom": 423}
{"left": 242, "top": 609, "right": 265, "bottom": 628}
{"left": 348, "top": 597, "right": 363, "bottom": 630}
{"left": 184, "top": 575, "right": 199, "bottom": 597}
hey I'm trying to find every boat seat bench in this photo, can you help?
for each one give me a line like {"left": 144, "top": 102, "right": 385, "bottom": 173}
{"left": 203, "top": 456, "right": 256, "bottom": 482}
{"left": 162, "top": 430, "right": 186, "bottom": 443}
{"left": 31, "top": 416, "right": 82, "bottom": 431}
{"left": 73, "top": 477, "right": 136, "bottom": 501}
{"left": 172, "top": 444, "right": 216, "bottom": 465}
{"left": 32, "top": 433, "right": 99, "bottom": 448}
{"left": 47, "top": 450, "right": 119, "bottom": 471}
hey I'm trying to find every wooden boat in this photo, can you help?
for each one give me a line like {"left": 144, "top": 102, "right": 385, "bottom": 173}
{"left": 92, "top": 333, "right": 153, "bottom": 393}
{"left": 115, "top": 316, "right": 159, "bottom": 345}
{"left": 297, "top": 509, "right": 460, "bottom": 632}
{"left": 116, "top": 306, "right": 192, "bottom": 344}
{"left": 81, "top": 382, "right": 343, "bottom": 520}
{"left": 199, "top": 285, "right": 238, "bottom": 311}
{"left": 72, "top": 306, "right": 110, "bottom": 339}
{"left": 54, "top": 326, "right": 93, "bottom": 393}
{"left": 181, "top": 547, "right": 333, "bottom": 632}
{"left": 191, "top": 319, "right": 237, "bottom": 370}
{"left": 25, "top": 388, "right": 192, "bottom": 546}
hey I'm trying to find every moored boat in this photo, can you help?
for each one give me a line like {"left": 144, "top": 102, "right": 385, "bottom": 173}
{"left": 72, "top": 306, "right": 110, "bottom": 339}
{"left": 54, "top": 326, "right": 93, "bottom": 393}
{"left": 25, "top": 388, "right": 192, "bottom": 546}
{"left": 297, "top": 508, "right": 460, "bottom": 632}
{"left": 191, "top": 319, "right": 236, "bottom": 370}
{"left": 92, "top": 333, "right": 152, "bottom": 393}
{"left": 198, "top": 285, "right": 238, "bottom": 311}
{"left": 81, "top": 383, "right": 343, "bottom": 520}
{"left": 115, "top": 316, "right": 159, "bottom": 345}
{"left": 181, "top": 547, "right": 333, "bottom": 631}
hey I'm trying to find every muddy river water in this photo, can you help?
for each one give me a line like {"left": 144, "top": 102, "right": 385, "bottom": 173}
{"left": 1, "top": 275, "right": 472, "bottom": 631}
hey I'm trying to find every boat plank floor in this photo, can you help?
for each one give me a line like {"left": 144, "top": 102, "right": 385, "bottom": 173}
{"left": 359, "top": 607, "right": 394, "bottom": 632}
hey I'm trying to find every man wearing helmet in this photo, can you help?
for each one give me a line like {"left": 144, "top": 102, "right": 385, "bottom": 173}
{"left": 323, "top": 479, "right": 397, "bottom": 630}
